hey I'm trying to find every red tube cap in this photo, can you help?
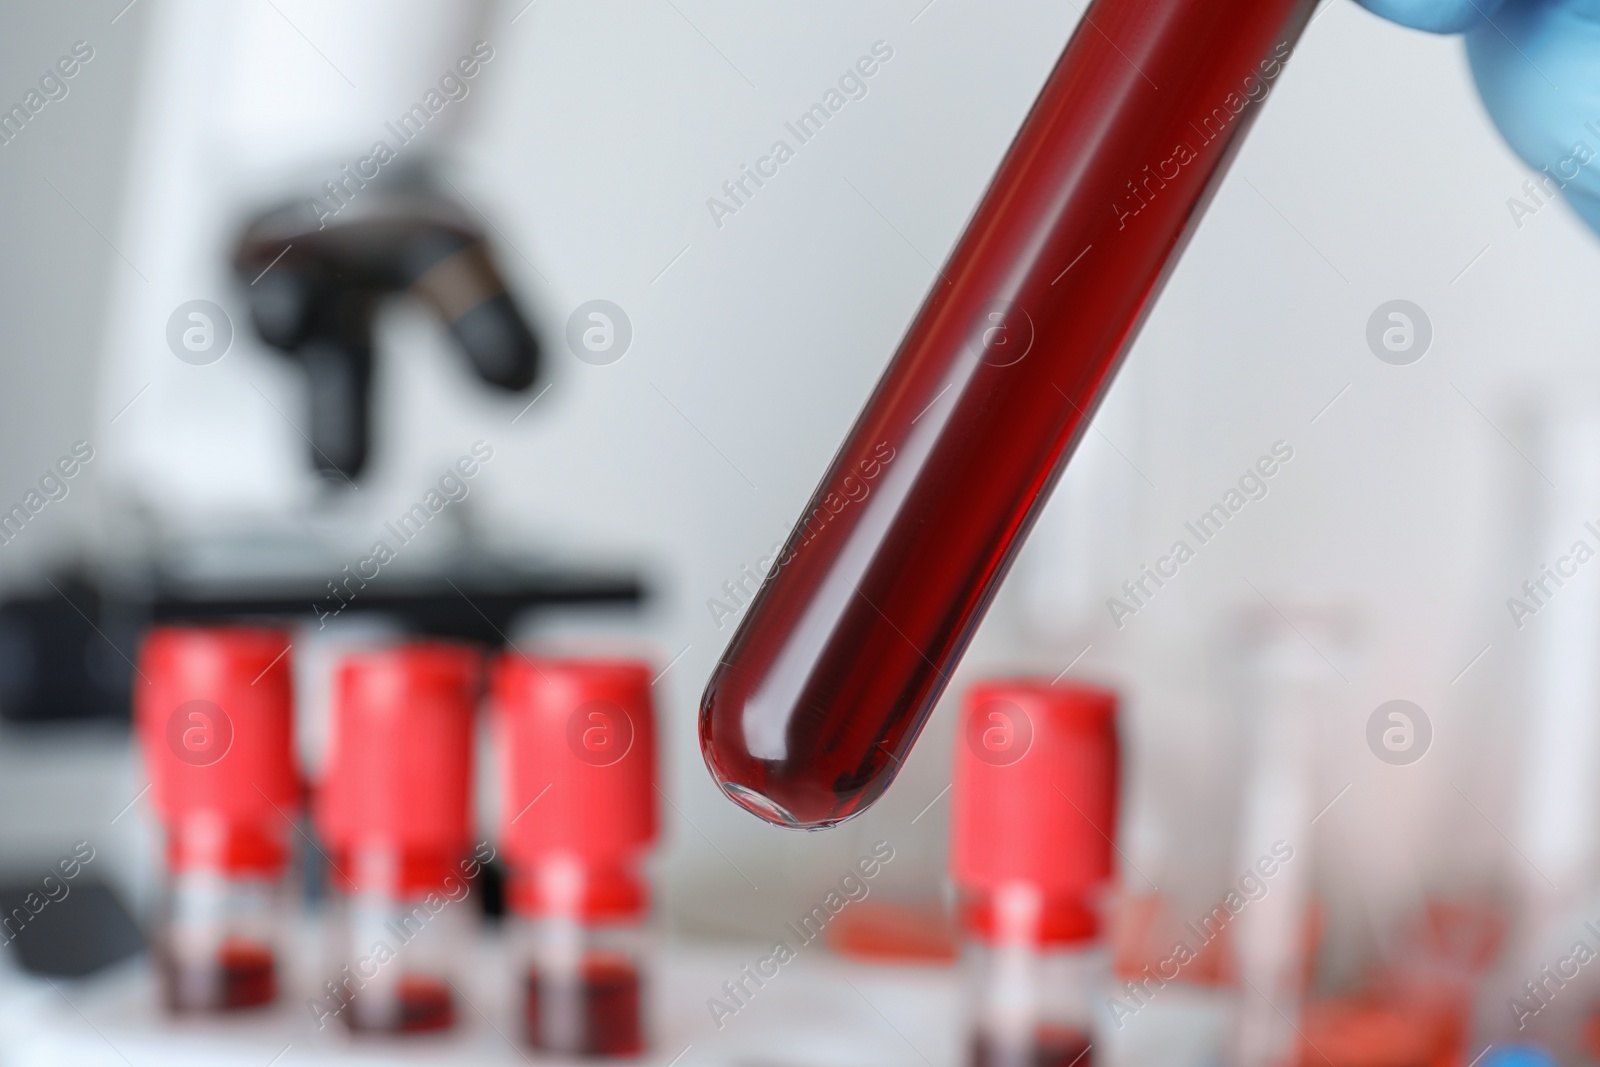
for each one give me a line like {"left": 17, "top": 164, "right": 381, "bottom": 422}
{"left": 317, "top": 643, "right": 481, "bottom": 872}
{"left": 491, "top": 656, "right": 658, "bottom": 867}
{"left": 951, "top": 679, "right": 1119, "bottom": 940}
{"left": 136, "top": 626, "right": 299, "bottom": 873}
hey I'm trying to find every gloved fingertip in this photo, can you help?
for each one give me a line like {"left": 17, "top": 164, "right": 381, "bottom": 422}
{"left": 1563, "top": 188, "right": 1600, "bottom": 239}
{"left": 1352, "top": 0, "right": 1508, "bottom": 34}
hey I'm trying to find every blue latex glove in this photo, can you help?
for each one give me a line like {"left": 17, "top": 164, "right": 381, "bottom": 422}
{"left": 1357, "top": 0, "right": 1600, "bottom": 233}
{"left": 1477, "top": 1045, "right": 1558, "bottom": 1067}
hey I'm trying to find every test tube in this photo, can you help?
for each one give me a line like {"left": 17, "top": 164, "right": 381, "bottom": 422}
{"left": 316, "top": 642, "right": 481, "bottom": 1033}
{"left": 1509, "top": 411, "right": 1600, "bottom": 1005}
{"left": 1226, "top": 614, "right": 1328, "bottom": 1067}
{"left": 492, "top": 656, "right": 658, "bottom": 1057}
{"left": 136, "top": 625, "right": 298, "bottom": 1012}
{"left": 700, "top": 0, "right": 1317, "bottom": 829}
{"left": 951, "top": 679, "right": 1119, "bottom": 1067}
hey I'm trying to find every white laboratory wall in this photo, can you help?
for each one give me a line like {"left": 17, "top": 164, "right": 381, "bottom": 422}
{"left": 0, "top": 0, "right": 154, "bottom": 917}
{"left": 0, "top": 0, "right": 1597, "bottom": 962}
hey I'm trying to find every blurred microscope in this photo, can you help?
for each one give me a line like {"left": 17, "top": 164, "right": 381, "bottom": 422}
{"left": 0, "top": 167, "right": 641, "bottom": 728}
{"left": 0, "top": 0, "right": 642, "bottom": 984}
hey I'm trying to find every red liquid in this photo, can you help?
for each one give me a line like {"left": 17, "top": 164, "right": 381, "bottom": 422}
{"left": 345, "top": 974, "right": 456, "bottom": 1033}
{"left": 972, "top": 1028, "right": 1093, "bottom": 1067}
{"left": 700, "top": 0, "right": 1317, "bottom": 829}
{"left": 1294, "top": 997, "right": 1453, "bottom": 1067}
{"left": 525, "top": 956, "right": 643, "bottom": 1056}
{"left": 162, "top": 938, "right": 276, "bottom": 1011}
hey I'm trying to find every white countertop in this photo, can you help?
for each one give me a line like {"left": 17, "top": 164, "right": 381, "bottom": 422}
{"left": 0, "top": 932, "right": 1231, "bottom": 1067}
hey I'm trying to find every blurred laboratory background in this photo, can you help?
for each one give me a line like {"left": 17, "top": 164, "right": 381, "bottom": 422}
{"left": 0, "top": 0, "right": 1597, "bottom": 1064}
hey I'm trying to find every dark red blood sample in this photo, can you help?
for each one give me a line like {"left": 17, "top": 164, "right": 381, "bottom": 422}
{"left": 345, "top": 974, "right": 456, "bottom": 1033}
{"left": 700, "top": 0, "right": 1317, "bottom": 829}
{"left": 971, "top": 1028, "right": 1093, "bottom": 1067}
{"left": 162, "top": 938, "right": 276, "bottom": 1011}
{"left": 525, "top": 956, "right": 643, "bottom": 1056}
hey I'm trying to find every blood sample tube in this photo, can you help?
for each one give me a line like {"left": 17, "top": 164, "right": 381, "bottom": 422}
{"left": 316, "top": 642, "right": 481, "bottom": 1033}
{"left": 951, "top": 679, "right": 1119, "bottom": 1067}
{"left": 491, "top": 656, "right": 657, "bottom": 1057}
{"left": 136, "top": 625, "right": 298, "bottom": 1012}
{"left": 701, "top": 0, "right": 1316, "bottom": 829}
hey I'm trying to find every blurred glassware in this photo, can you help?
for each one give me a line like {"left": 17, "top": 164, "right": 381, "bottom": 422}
{"left": 135, "top": 625, "right": 298, "bottom": 1012}
{"left": 493, "top": 655, "right": 659, "bottom": 1057}
{"left": 315, "top": 641, "right": 481, "bottom": 1033}
{"left": 951, "top": 678, "right": 1118, "bottom": 1067}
